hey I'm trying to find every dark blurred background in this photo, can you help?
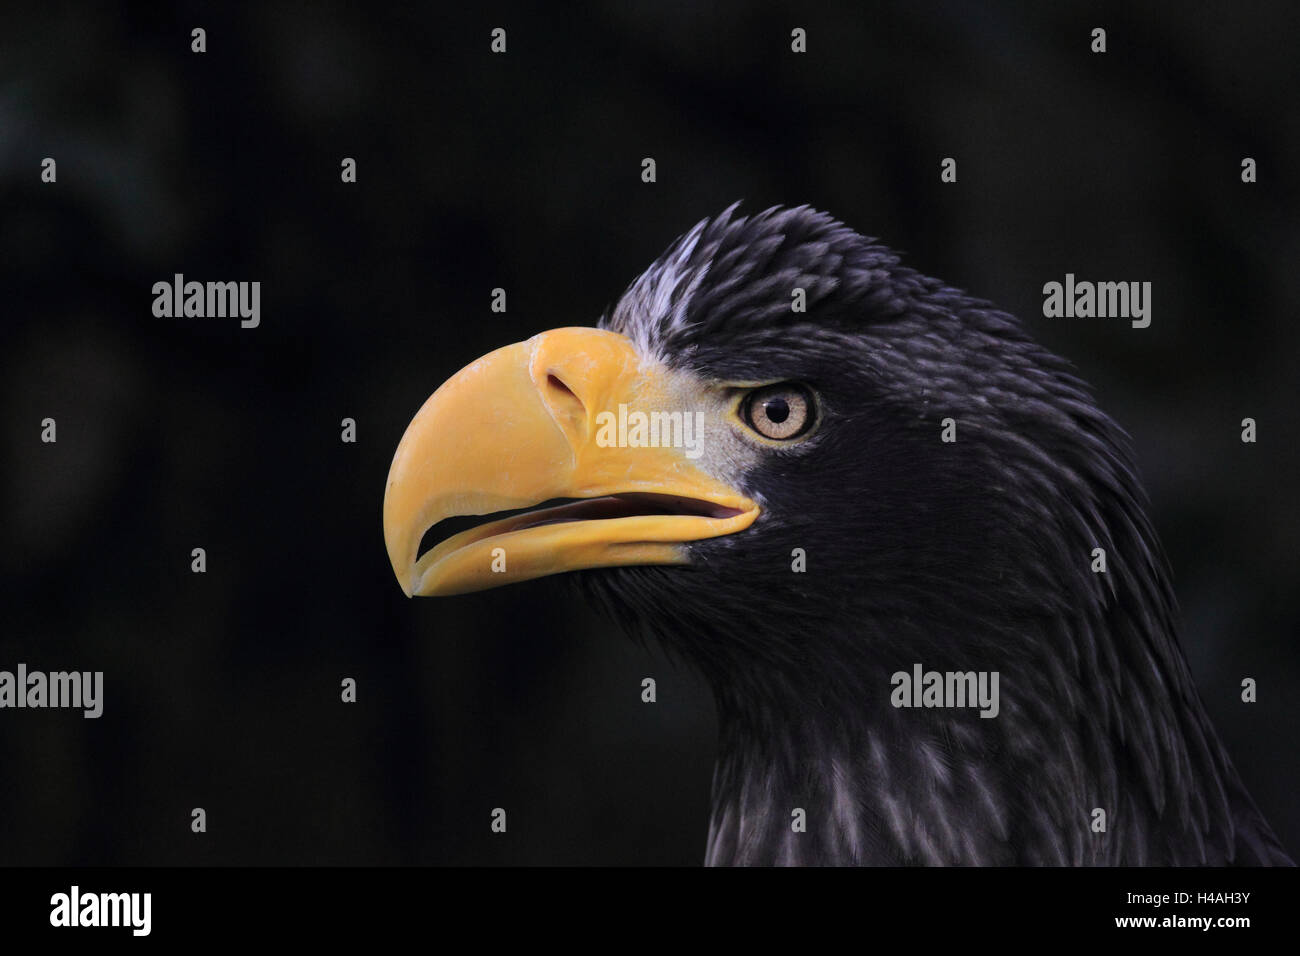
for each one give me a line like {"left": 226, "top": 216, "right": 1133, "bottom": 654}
{"left": 2, "top": 1, "right": 1296, "bottom": 865}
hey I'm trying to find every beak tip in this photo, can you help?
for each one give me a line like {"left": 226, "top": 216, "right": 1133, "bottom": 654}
{"left": 398, "top": 568, "right": 418, "bottom": 598}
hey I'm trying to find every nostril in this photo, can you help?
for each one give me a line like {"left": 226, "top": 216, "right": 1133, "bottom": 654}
{"left": 546, "top": 374, "right": 578, "bottom": 402}
{"left": 543, "top": 372, "right": 588, "bottom": 436}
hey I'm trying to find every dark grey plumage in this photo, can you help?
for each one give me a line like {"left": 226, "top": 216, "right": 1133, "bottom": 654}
{"left": 585, "top": 203, "right": 1291, "bottom": 866}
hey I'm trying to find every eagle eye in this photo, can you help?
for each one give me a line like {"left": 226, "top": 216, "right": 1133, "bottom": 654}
{"left": 741, "top": 384, "right": 815, "bottom": 441}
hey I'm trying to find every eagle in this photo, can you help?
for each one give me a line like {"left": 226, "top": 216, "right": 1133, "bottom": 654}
{"left": 382, "top": 204, "right": 1292, "bottom": 866}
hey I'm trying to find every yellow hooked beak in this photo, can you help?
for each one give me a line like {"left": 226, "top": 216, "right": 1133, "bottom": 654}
{"left": 383, "top": 327, "right": 760, "bottom": 596}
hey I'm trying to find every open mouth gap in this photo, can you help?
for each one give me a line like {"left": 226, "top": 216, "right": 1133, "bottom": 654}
{"left": 416, "top": 493, "right": 744, "bottom": 564}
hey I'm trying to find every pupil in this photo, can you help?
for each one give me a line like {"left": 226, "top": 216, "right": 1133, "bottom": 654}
{"left": 765, "top": 397, "right": 790, "bottom": 423}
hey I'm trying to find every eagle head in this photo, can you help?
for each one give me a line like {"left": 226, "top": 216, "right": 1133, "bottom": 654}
{"left": 382, "top": 204, "right": 1291, "bottom": 866}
